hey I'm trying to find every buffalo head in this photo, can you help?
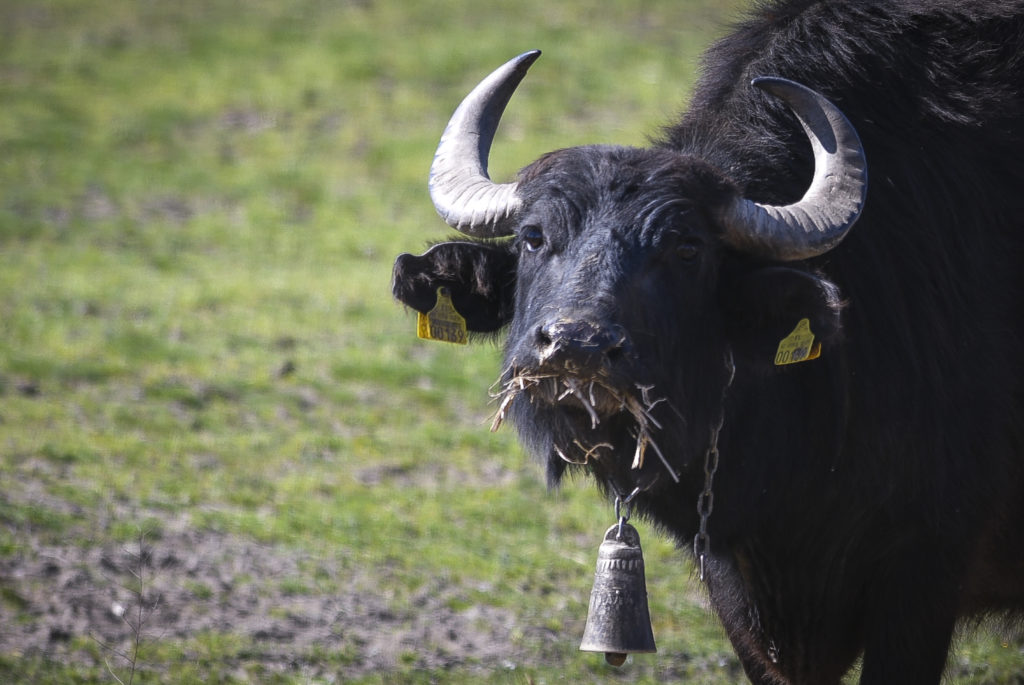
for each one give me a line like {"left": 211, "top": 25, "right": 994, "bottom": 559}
{"left": 393, "top": 51, "right": 865, "bottom": 494}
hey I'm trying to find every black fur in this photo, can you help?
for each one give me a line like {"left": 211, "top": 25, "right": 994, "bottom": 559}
{"left": 392, "top": 2, "right": 1024, "bottom": 682}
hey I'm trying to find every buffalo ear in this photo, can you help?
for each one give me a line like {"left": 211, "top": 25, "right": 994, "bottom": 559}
{"left": 392, "top": 241, "right": 517, "bottom": 333}
{"left": 722, "top": 265, "right": 844, "bottom": 367}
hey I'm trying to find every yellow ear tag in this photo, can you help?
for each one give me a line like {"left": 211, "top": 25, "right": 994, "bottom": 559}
{"left": 774, "top": 318, "right": 822, "bottom": 366}
{"left": 417, "top": 287, "right": 468, "bottom": 345}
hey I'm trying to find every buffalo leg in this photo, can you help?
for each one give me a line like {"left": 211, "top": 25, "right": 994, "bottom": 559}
{"left": 706, "top": 554, "right": 848, "bottom": 685}
{"left": 858, "top": 576, "right": 958, "bottom": 685}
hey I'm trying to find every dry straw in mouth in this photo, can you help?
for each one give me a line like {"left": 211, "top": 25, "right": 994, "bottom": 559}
{"left": 489, "top": 372, "right": 679, "bottom": 482}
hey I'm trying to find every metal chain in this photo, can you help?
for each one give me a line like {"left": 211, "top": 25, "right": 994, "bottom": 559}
{"left": 693, "top": 349, "right": 735, "bottom": 582}
{"left": 614, "top": 486, "right": 641, "bottom": 539}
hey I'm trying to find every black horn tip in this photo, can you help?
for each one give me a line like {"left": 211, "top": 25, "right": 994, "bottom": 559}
{"left": 519, "top": 49, "right": 543, "bottom": 62}
{"left": 750, "top": 75, "right": 798, "bottom": 90}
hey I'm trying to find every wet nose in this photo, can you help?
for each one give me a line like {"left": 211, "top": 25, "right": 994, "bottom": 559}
{"left": 534, "top": 319, "right": 630, "bottom": 372}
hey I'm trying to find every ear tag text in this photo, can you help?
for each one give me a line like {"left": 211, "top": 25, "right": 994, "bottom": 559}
{"left": 417, "top": 287, "right": 468, "bottom": 345}
{"left": 774, "top": 318, "right": 821, "bottom": 365}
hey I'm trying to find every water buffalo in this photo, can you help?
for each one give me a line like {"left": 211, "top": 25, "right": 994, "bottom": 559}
{"left": 392, "top": 1, "right": 1024, "bottom": 682}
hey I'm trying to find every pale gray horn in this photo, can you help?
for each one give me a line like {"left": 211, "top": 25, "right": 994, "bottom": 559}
{"left": 428, "top": 50, "right": 541, "bottom": 237}
{"left": 722, "top": 77, "right": 868, "bottom": 260}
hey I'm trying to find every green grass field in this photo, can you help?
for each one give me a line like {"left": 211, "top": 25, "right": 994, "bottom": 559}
{"left": 1, "top": 1, "right": 1021, "bottom": 683}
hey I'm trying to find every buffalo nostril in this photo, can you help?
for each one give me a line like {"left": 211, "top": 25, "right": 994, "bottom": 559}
{"left": 535, "top": 325, "right": 554, "bottom": 349}
{"left": 605, "top": 331, "right": 627, "bottom": 361}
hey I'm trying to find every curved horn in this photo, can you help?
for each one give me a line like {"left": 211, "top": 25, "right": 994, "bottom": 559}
{"left": 722, "top": 77, "right": 868, "bottom": 260}
{"left": 428, "top": 51, "right": 541, "bottom": 237}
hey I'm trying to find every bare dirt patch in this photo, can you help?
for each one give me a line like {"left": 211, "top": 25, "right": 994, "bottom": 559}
{"left": 0, "top": 508, "right": 543, "bottom": 681}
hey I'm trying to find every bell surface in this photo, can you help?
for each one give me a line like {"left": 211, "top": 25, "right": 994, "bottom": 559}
{"left": 579, "top": 522, "right": 657, "bottom": 665}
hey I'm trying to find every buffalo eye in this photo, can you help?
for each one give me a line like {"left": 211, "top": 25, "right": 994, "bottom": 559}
{"left": 676, "top": 237, "right": 703, "bottom": 262}
{"left": 521, "top": 226, "right": 545, "bottom": 252}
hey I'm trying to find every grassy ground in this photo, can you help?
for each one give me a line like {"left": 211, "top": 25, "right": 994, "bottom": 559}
{"left": 0, "top": 1, "right": 1021, "bottom": 683}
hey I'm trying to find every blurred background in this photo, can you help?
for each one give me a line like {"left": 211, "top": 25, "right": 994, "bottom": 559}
{"left": 1, "top": 1, "right": 1019, "bottom": 682}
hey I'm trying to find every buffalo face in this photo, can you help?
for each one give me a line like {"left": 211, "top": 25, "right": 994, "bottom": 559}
{"left": 494, "top": 146, "right": 736, "bottom": 487}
